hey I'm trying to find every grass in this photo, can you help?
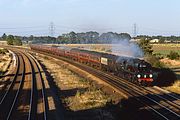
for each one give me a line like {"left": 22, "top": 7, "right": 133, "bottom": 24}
{"left": 154, "top": 50, "right": 180, "bottom": 54}
{"left": 0, "top": 49, "right": 11, "bottom": 74}
{"left": 37, "top": 54, "right": 112, "bottom": 111}
{"left": 152, "top": 44, "right": 180, "bottom": 57}
{"left": 153, "top": 44, "right": 180, "bottom": 93}
{"left": 164, "top": 81, "right": 180, "bottom": 94}
{"left": 67, "top": 90, "right": 110, "bottom": 111}
{"left": 0, "top": 48, "right": 8, "bottom": 54}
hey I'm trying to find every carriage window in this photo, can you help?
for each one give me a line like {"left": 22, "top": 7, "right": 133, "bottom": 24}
{"left": 90, "top": 56, "right": 99, "bottom": 61}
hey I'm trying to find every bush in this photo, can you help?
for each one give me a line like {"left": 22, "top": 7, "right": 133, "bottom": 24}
{"left": 153, "top": 53, "right": 164, "bottom": 59}
{"left": 105, "top": 49, "right": 112, "bottom": 52}
{"left": 13, "top": 38, "right": 22, "bottom": 46}
{"left": 167, "top": 51, "right": 179, "bottom": 60}
{"left": 75, "top": 90, "right": 81, "bottom": 97}
{"left": 0, "top": 48, "right": 8, "bottom": 54}
{"left": 138, "top": 39, "right": 153, "bottom": 55}
{"left": 6, "top": 35, "right": 22, "bottom": 46}
{"left": 145, "top": 55, "right": 165, "bottom": 68}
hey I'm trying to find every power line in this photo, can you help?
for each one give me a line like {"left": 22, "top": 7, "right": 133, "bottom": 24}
{"left": 49, "top": 22, "right": 55, "bottom": 37}
{"left": 140, "top": 27, "right": 180, "bottom": 33}
{"left": 0, "top": 26, "right": 45, "bottom": 29}
{"left": 133, "top": 23, "right": 137, "bottom": 37}
{"left": 0, "top": 24, "right": 179, "bottom": 36}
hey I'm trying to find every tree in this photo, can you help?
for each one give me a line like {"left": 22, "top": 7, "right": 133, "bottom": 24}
{"left": 69, "top": 31, "right": 77, "bottom": 43}
{"left": 138, "top": 38, "right": 153, "bottom": 55}
{"left": 6, "top": 35, "right": 14, "bottom": 45}
{"left": 77, "top": 33, "right": 86, "bottom": 43}
{"left": 159, "top": 37, "right": 165, "bottom": 43}
{"left": 99, "top": 32, "right": 119, "bottom": 43}
{"left": 29, "top": 35, "right": 34, "bottom": 41}
{"left": 99, "top": 32, "right": 131, "bottom": 44}
{"left": 2, "top": 33, "right": 7, "bottom": 40}
{"left": 119, "top": 33, "right": 131, "bottom": 40}
{"left": 13, "top": 37, "right": 22, "bottom": 46}
{"left": 84, "top": 31, "right": 99, "bottom": 44}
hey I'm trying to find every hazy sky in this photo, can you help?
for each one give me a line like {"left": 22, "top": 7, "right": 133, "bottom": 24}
{"left": 0, "top": 0, "right": 180, "bottom": 36}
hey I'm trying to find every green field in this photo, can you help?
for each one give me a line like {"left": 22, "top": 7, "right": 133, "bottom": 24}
{"left": 152, "top": 44, "right": 180, "bottom": 56}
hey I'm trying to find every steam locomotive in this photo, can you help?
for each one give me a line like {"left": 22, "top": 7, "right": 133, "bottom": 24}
{"left": 30, "top": 45, "right": 154, "bottom": 86}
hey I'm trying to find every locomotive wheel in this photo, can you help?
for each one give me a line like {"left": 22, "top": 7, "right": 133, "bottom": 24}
{"left": 131, "top": 75, "right": 135, "bottom": 82}
{"left": 125, "top": 73, "right": 132, "bottom": 81}
{"left": 122, "top": 74, "right": 126, "bottom": 79}
{"left": 146, "top": 82, "right": 152, "bottom": 87}
{"left": 124, "top": 73, "right": 129, "bottom": 80}
{"left": 129, "top": 76, "right": 132, "bottom": 82}
{"left": 137, "top": 81, "right": 141, "bottom": 86}
{"left": 135, "top": 79, "right": 141, "bottom": 85}
{"left": 129, "top": 74, "right": 133, "bottom": 82}
{"left": 141, "top": 81, "right": 147, "bottom": 86}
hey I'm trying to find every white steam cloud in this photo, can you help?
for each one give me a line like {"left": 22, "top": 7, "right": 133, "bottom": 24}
{"left": 111, "top": 39, "right": 144, "bottom": 58}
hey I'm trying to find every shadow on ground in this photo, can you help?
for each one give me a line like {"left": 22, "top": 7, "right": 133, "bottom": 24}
{"left": 39, "top": 60, "right": 179, "bottom": 120}
{"left": 0, "top": 59, "right": 179, "bottom": 120}
{"left": 63, "top": 92, "right": 179, "bottom": 120}
{"left": 153, "top": 68, "right": 177, "bottom": 87}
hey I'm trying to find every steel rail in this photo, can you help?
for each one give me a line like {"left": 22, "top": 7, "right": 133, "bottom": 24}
{"left": 27, "top": 53, "right": 47, "bottom": 120}
{"left": 0, "top": 52, "right": 25, "bottom": 120}
{"left": 27, "top": 52, "right": 37, "bottom": 120}
{"left": 6, "top": 52, "right": 26, "bottom": 120}
{"left": 0, "top": 52, "right": 19, "bottom": 104}
{"left": 153, "top": 86, "right": 180, "bottom": 101}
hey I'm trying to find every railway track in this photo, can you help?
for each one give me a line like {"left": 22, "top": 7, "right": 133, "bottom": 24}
{"left": 63, "top": 59, "right": 180, "bottom": 120}
{"left": 0, "top": 51, "right": 19, "bottom": 102}
{"left": 31, "top": 49, "right": 180, "bottom": 120}
{"left": 28, "top": 53, "right": 47, "bottom": 120}
{"left": 0, "top": 49, "right": 48, "bottom": 120}
{"left": 0, "top": 51, "right": 24, "bottom": 120}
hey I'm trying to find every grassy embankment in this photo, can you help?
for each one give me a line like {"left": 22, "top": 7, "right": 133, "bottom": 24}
{"left": 152, "top": 44, "right": 180, "bottom": 94}
{"left": 36, "top": 55, "right": 116, "bottom": 119}
{"left": 0, "top": 48, "right": 10, "bottom": 75}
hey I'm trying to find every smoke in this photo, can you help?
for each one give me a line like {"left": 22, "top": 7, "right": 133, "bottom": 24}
{"left": 110, "top": 38, "right": 144, "bottom": 58}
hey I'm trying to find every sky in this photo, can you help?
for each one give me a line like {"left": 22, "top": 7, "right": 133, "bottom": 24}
{"left": 0, "top": 0, "right": 180, "bottom": 36}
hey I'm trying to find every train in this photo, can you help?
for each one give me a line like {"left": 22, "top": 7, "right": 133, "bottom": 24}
{"left": 30, "top": 44, "right": 154, "bottom": 86}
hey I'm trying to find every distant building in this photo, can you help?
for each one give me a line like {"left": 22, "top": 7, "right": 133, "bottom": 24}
{"left": 130, "top": 39, "right": 141, "bottom": 42}
{"left": 150, "top": 39, "right": 159, "bottom": 43}
{"left": 164, "top": 40, "right": 172, "bottom": 43}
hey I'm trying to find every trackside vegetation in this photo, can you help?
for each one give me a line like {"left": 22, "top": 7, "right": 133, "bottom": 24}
{"left": 167, "top": 51, "right": 180, "bottom": 60}
{"left": 6, "top": 35, "right": 22, "bottom": 46}
{"left": 1, "top": 34, "right": 22, "bottom": 46}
